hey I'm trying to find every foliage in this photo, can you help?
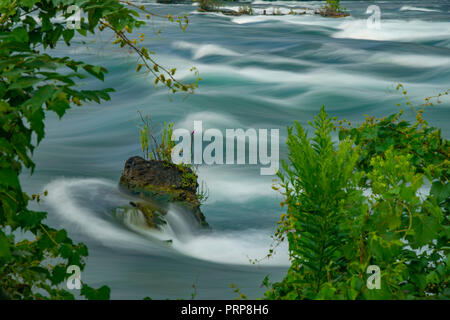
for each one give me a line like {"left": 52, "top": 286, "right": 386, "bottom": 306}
{"left": 196, "top": 180, "right": 209, "bottom": 205}
{"left": 230, "top": 283, "right": 248, "bottom": 300}
{"left": 265, "top": 90, "right": 449, "bottom": 300}
{"left": 136, "top": 112, "right": 209, "bottom": 204}
{"left": 197, "top": 0, "right": 220, "bottom": 12}
{"left": 0, "top": 0, "right": 196, "bottom": 299}
{"left": 180, "top": 167, "right": 197, "bottom": 189}
{"left": 325, "top": 0, "right": 344, "bottom": 13}
{"left": 179, "top": 166, "right": 209, "bottom": 204}
{"left": 160, "top": 122, "right": 176, "bottom": 162}
{"left": 138, "top": 111, "right": 175, "bottom": 162}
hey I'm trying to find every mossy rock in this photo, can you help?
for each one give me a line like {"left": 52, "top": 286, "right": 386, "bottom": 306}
{"left": 118, "top": 156, "right": 209, "bottom": 229}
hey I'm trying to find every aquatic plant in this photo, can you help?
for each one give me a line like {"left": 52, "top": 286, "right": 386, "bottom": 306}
{"left": 196, "top": 180, "right": 210, "bottom": 205}
{"left": 325, "top": 0, "right": 344, "bottom": 13}
{"left": 138, "top": 111, "right": 175, "bottom": 162}
{"left": 136, "top": 111, "right": 209, "bottom": 205}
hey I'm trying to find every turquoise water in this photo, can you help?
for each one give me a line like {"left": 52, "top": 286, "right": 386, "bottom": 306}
{"left": 22, "top": 1, "right": 449, "bottom": 299}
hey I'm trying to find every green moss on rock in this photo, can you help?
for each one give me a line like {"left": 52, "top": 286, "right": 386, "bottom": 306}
{"left": 118, "top": 156, "right": 209, "bottom": 229}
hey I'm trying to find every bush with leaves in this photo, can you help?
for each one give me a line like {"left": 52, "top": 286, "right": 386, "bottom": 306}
{"left": 0, "top": 0, "right": 198, "bottom": 299}
{"left": 197, "top": 0, "right": 220, "bottom": 12}
{"left": 324, "top": 0, "right": 343, "bottom": 13}
{"left": 265, "top": 90, "right": 449, "bottom": 299}
{"left": 137, "top": 111, "right": 175, "bottom": 162}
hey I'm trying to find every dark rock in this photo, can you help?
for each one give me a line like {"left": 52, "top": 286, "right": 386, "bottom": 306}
{"left": 118, "top": 156, "right": 209, "bottom": 229}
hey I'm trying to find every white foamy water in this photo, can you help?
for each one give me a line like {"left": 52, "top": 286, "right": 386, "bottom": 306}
{"left": 43, "top": 178, "right": 289, "bottom": 266}
{"left": 175, "top": 111, "right": 241, "bottom": 133}
{"left": 44, "top": 178, "right": 165, "bottom": 252}
{"left": 400, "top": 6, "right": 441, "bottom": 13}
{"left": 333, "top": 19, "right": 450, "bottom": 42}
{"left": 173, "top": 41, "right": 241, "bottom": 59}
{"left": 368, "top": 53, "right": 450, "bottom": 68}
{"left": 229, "top": 12, "right": 449, "bottom": 44}
{"left": 170, "top": 228, "right": 289, "bottom": 265}
{"left": 195, "top": 166, "right": 278, "bottom": 204}
{"left": 163, "top": 207, "right": 289, "bottom": 265}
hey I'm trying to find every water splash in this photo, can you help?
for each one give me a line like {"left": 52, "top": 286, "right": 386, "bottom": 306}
{"left": 43, "top": 178, "right": 289, "bottom": 266}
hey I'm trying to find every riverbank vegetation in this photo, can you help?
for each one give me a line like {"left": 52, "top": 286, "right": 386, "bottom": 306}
{"left": 264, "top": 88, "right": 449, "bottom": 299}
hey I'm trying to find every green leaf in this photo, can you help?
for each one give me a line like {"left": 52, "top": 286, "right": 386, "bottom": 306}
{"left": 430, "top": 181, "right": 450, "bottom": 203}
{"left": 51, "top": 265, "right": 68, "bottom": 285}
{"left": 23, "top": 85, "right": 57, "bottom": 110}
{"left": 12, "top": 27, "right": 29, "bottom": 42}
{"left": 413, "top": 215, "right": 439, "bottom": 247}
{"left": 47, "top": 97, "right": 70, "bottom": 118}
{"left": 30, "top": 107, "right": 46, "bottom": 142}
{"left": 8, "top": 76, "right": 41, "bottom": 90}
{"left": 16, "top": 210, "right": 47, "bottom": 230}
{"left": 77, "top": 28, "right": 87, "bottom": 36}
{"left": 0, "top": 231, "right": 12, "bottom": 262}
{"left": 55, "top": 229, "right": 68, "bottom": 243}
{"left": 22, "top": 0, "right": 39, "bottom": 8}
{"left": 81, "top": 284, "right": 111, "bottom": 300}
{"left": 62, "top": 29, "right": 75, "bottom": 45}
{"left": 82, "top": 65, "right": 105, "bottom": 81}
{"left": 0, "top": 168, "right": 20, "bottom": 188}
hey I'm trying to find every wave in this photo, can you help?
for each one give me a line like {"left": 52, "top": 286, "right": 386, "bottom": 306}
{"left": 44, "top": 178, "right": 168, "bottom": 253}
{"left": 367, "top": 53, "right": 450, "bottom": 68}
{"left": 183, "top": 60, "right": 435, "bottom": 91}
{"left": 227, "top": 12, "right": 449, "bottom": 44}
{"left": 231, "top": 14, "right": 301, "bottom": 25}
{"left": 196, "top": 166, "right": 279, "bottom": 204}
{"left": 333, "top": 18, "right": 450, "bottom": 42}
{"left": 175, "top": 111, "right": 240, "bottom": 132}
{"left": 43, "top": 178, "right": 289, "bottom": 266}
{"left": 172, "top": 41, "right": 241, "bottom": 60}
{"left": 400, "top": 6, "right": 440, "bottom": 13}
{"left": 159, "top": 54, "right": 447, "bottom": 113}
{"left": 170, "top": 228, "right": 289, "bottom": 265}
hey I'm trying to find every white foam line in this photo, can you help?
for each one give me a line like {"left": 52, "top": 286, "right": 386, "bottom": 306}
{"left": 400, "top": 5, "right": 441, "bottom": 13}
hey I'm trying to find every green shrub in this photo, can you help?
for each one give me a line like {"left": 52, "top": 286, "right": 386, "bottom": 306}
{"left": 325, "top": 0, "right": 344, "bottom": 13}
{"left": 197, "top": 0, "right": 220, "bottom": 11}
{"left": 138, "top": 112, "right": 175, "bottom": 162}
{"left": 266, "top": 90, "right": 449, "bottom": 299}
